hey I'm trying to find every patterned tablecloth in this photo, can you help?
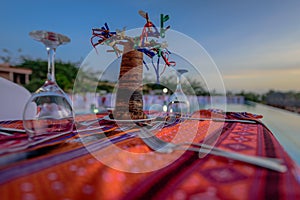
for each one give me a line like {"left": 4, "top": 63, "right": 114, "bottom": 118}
{"left": 0, "top": 110, "right": 299, "bottom": 200}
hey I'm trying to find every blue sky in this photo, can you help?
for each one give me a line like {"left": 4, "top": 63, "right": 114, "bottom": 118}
{"left": 1, "top": 0, "right": 300, "bottom": 93}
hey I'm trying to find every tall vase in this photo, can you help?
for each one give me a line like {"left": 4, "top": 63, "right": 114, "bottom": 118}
{"left": 112, "top": 43, "right": 147, "bottom": 120}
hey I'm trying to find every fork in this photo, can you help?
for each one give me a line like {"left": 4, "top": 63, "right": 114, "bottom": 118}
{"left": 138, "top": 127, "right": 287, "bottom": 173}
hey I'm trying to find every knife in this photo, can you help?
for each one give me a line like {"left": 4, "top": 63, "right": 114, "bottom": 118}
{"left": 0, "top": 143, "right": 62, "bottom": 167}
{"left": 0, "top": 127, "right": 26, "bottom": 133}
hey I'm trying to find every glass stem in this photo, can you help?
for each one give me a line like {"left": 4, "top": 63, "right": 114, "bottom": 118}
{"left": 176, "top": 73, "right": 182, "bottom": 92}
{"left": 47, "top": 47, "right": 56, "bottom": 83}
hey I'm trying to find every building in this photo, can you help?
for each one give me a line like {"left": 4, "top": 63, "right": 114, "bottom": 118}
{"left": 0, "top": 63, "right": 32, "bottom": 84}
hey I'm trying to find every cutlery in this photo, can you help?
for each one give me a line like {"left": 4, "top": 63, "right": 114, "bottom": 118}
{"left": 0, "top": 125, "right": 109, "bottom": 154}
{"left": 0, "top": 143, "right": 62, "bottom": 167}
{"left": 0, "top": 131, "right": 75, "bottom": 155}
{"left": 0, "top": 126, "right": 137, "bottom": 167}
{"left": 179, "top": 116, "right": 257, "bottom": 124}
{"left": 76, "top": 118, "right": 104, "bottom": 126}
{"left": 138, "top": 127, "right": 287, "bottom": 173}
{"left": 0, "top": 131, "right": 13, "bottom": 136}
{"left": 0, "top": 127, "right": 26, "bottom": 133}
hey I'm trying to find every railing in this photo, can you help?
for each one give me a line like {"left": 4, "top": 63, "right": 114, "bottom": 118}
{"left": 70, "top": 93, "right": 245, "bottom": 113}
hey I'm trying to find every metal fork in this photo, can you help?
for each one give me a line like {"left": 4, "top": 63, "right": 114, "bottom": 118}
{"left": 138, "top": 127, "right": 287, "bottom": 173}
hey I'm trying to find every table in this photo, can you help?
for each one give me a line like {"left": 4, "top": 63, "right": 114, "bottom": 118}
{"left": 0, "top": 110, "right": 299, "bottom": 199}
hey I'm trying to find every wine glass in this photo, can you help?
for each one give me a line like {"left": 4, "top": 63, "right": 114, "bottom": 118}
{"left": 167, "top": 69, "right": 190, "bottom": 117}
{"left": 23, "top": 30, "right": 74, "bottom": 140}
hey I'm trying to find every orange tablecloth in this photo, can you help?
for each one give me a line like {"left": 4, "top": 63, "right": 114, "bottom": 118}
{"left": 0, "top": 110, "right": 299, "bottom": 199}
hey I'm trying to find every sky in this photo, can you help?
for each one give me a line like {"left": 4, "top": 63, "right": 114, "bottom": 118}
{"left": 1, "top": 0, "right": 300, "bottom": 93}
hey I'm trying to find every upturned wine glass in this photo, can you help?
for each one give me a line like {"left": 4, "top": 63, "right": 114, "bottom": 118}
{"left": 167, "top": 69, "right": 190, "bottom": 117}
{"left": 23, "top": 30, "right": 74, "bottom": 140}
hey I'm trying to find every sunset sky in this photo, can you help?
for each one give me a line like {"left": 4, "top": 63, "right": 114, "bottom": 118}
{"left": 1, "top": 0, "right": 300, "bottom": 93}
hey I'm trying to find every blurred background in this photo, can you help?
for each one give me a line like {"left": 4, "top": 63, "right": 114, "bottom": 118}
{"left": 0, "top": 0, "right": 299, "bottom": 114}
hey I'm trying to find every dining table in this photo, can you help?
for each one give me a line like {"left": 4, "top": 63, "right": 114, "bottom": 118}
{"left": 0, "top": 109, "right": 299, "bottom": 200}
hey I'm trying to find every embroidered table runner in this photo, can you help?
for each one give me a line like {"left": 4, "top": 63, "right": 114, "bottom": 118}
{"left": 0, "top": 111, "right": 299, "bottom": 199}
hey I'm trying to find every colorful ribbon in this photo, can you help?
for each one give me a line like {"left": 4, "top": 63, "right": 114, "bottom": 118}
{"left": 91, "top": 23, "right": 116, "bottom": 51}
{"left": 90, "top": 11, "right": 177, "bottom": 83}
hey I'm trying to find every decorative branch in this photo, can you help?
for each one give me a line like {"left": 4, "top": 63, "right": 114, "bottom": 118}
{"left": 90, "top": 10, "right": 176, "bottom": 83}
